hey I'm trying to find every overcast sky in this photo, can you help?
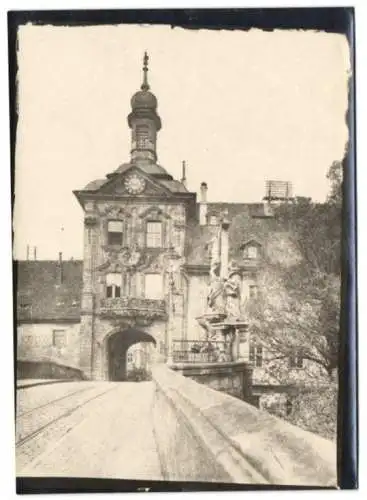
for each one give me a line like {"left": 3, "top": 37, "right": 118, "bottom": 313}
{"left": 13, "top": 24, "right": 350, "bottom": 260}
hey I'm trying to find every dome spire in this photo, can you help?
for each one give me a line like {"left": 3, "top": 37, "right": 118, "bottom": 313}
{"left": 141, "top": 51, "right": 150, "bottom": 91}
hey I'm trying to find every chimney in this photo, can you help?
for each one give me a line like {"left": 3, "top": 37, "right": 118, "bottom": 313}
{"left": 57, "top": 252, "right": 63, "bottom": 284}
{"left": 180, "top": 160, "right": 187, "bottom": 187}
{"left": 33, "top": 246, "right": 37, "bottom": 260}
{"left": 199, "top": 182, "right": 208, "bottom": 225}
{"left": 26, "top": 245, "right": 29, "bottom": 261}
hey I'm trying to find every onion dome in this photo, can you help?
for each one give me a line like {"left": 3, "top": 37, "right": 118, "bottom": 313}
{"left": 130, "top": 52, "right": 157, "bottom": 110}
{"left": 127, "top": 51, "right": 161, "bottom": 131}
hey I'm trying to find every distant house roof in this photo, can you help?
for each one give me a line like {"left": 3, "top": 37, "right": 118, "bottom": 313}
{"left": 205, "top": 202, "right": 273, "bottom": 219}
{"left": 16, "top": 260, "right": 83, "bottom": 323}
{"left": 186, "top": 203, "right": 289, "bottom": 266}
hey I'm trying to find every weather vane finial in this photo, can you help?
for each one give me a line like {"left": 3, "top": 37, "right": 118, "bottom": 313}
{"left": 141, "top": 51, "right": 150, "bottom": 91}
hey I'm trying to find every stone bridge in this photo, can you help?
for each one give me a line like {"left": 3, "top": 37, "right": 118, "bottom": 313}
{"left": 16, "top": 364, "right": 336, "bottom": 487}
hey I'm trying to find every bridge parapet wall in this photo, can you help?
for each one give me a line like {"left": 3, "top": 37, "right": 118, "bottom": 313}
{"left": 170, "top": 360, "right": 253, "bottom": 401}
{"left": 151, "top": 364, "right": 336, "bottom": 486}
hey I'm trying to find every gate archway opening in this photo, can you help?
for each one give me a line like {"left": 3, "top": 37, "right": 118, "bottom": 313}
{"left": 107, "top": 327, "right": 157, "bottom": 381}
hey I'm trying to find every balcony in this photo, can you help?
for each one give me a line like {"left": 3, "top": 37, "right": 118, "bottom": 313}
{"left": 99, "top": 296, "right": 167, "bottom": 321}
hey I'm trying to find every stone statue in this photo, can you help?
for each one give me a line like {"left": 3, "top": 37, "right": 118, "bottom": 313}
{"left": 223, "top": 263, "right": 242, "bottom": 320}
{"left": 207, "top": 230, "right": 226, "bottom": 314}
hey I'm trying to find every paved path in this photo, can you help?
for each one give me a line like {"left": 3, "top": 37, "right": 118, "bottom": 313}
{"left": 16, "top": 381, "right": 163, "bottom": 481}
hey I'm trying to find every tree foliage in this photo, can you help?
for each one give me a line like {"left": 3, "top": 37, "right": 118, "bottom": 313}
{"left": 245, "top": 157, "right": 344, "bottom": 381}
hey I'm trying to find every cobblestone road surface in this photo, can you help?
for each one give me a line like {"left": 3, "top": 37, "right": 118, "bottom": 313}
{"left": 16, "top": 381, "right": 163, "bottom": 481}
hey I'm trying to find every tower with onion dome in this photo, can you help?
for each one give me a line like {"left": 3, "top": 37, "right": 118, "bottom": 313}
{"left": 128, "top": 52, "right": 162, "bottom": 164}
{"left": 74, "top": 53, "right": 197, "bottom": 381}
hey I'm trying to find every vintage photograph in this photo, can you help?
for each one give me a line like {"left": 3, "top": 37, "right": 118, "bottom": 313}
{"left": 11, "top": 12, "right": 354, "bottom": 489}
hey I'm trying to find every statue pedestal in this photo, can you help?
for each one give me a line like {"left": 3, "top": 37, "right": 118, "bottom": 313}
{"left": 195, "top": 314, "right": 248, "bottom": 362}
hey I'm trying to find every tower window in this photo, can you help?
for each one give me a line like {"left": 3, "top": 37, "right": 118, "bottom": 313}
{"left": 249, "top": 343, "right": 263, "bottom": 367}
{"left": 146, "top": 221, "right": 162, "bottom": 248}
{"left": 145, "top": 273, "right": 163, "bottom": 299}
{"left": 106, "top": 273, "right": 122, "bottom": 298}
{"left": 107, "top": 220, "right": 123, "bottom": 246}
{"left": 289, "top": 351, "right": 304, "bottom": 369}
{"left": 136, "top": 125, "right": 149, "bottom": 148}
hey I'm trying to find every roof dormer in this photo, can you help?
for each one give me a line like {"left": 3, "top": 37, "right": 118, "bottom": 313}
{"left": 240, "top": 239, "right": 262, "bottom": 260}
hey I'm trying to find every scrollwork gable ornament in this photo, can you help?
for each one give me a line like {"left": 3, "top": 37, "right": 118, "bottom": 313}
{"left": 99, "top": 204, "right": 131, "bottom": 220}
{"left": 138, "top": 206, "right": 171, "bottom": 220}
{"left": 97, "top": 260, "right": 124, "bottom": 274}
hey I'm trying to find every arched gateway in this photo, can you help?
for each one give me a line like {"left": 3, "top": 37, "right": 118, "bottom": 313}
{"left": 106, "top": 327, "right": 156, "bottom": 381}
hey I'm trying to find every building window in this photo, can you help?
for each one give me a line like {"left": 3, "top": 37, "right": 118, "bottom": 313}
{"left": 127, "top": 351, "right": 133, "bottom": 363}
{"left": 52, "top": 329, "right": 66, "bottom": 348}
{"left": 107, "top": 220, "right": 123, "bottom": 246}
{"left": 289, "top": 351, "right": 304, "bottom": 369}
{"left": 244, "top": 245, "right": 258, "bottom": 259}
{"left": 209, "top": 215, "right": 218, "bottom": 226}
{"left": 249, "top": 343, "right": 263, "bottom": 367}
{"left": 106, "top": 273, "right": 122, "bottom": 298}
{"left": 249, "top": 284, "right": 258, "bottom": 299}
{"left": 146, "top": 221, "right": 162, "bottom": 248}
{"left": 285, "top": 397, "right": 293, "bottom": 416}
{"left": 23, "top": 335, "right": 33, "bottom": 346}
{"left": 172, "top": 229, "right": 181, "bottom": 249}
{"left": 159, "top": 341, "right": 166, "bottom": 356}
{"left": 145, "top": 273, "right": 163, "bottom": 299}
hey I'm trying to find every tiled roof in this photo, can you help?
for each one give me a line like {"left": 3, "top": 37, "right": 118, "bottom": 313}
{"left": 205, "top": 202, "right": 271, "bottom": 219}
{"left": 16, "top": 260, "right": 83, "bottom": 322}
{"left": 83, "top": 179, "right": 106, "bottom": 191}
{"left": 107, "top": 161, "right": 173, "bottom": 180}
{"left": 186, "top": 203, "right": 287, "bottom": 266}
{"left": 160, "top": 179, "right": 189, "bottom": 193}
{"left": 80, "top": 162, "right": 190, "bottom": 193}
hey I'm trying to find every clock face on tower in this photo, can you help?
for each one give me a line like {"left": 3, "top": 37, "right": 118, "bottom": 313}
{"left": 124, "top": 173, "right": 146, "bottom": 194}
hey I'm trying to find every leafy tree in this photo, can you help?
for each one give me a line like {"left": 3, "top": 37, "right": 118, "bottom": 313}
{"left": 244, "top": 155, "right": 344, "bottom": 381}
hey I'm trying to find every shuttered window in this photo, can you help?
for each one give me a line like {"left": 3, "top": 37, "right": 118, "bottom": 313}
{"left": 146, "top": 221, "right": 162, "bottom": 248}
{"left": 289, "top": 351, "right": 304, "bottom": 369}
{"left": 107, "top": 220, "right": 123, "bottom": 245}
{"left": 249, "top": 343, "right": 263, "bottom": 367}
{"left": 106, "top": 273, "right": 122, "bottom": 298}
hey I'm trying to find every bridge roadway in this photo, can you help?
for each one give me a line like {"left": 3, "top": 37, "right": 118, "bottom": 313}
{"left": 16, "top": 381, "right": 163, "bottom": 480}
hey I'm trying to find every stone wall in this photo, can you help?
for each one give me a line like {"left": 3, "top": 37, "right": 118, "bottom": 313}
{"left": 151, "top": 364, "right": 337, "bottom": 486}
{"left": 17, "top": 360, "right": 85, "bottom": 381}
{"left": 17, "top": 323, "right": 81, "bottom": 369}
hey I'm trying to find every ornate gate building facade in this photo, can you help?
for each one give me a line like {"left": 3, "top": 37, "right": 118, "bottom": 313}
{"left": 17, "top": 54, "right": 312, "bottom": 396}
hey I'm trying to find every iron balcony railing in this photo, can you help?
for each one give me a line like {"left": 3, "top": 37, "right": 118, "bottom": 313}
{"left": 172, "top": 339, "right": 226, "bottom": 364}
{"left": 99, "top": 296, "right": 167, "bottom": 320}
